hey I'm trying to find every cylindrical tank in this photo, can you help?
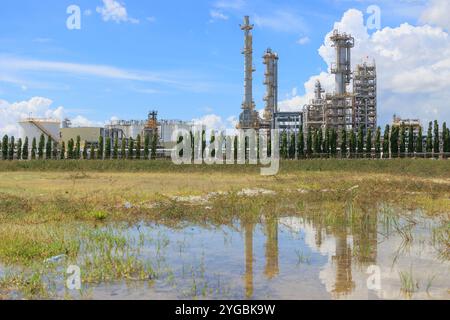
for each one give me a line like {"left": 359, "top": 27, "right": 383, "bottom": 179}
{"left": 19, "top": 118, "right": 61, "bottom": 143}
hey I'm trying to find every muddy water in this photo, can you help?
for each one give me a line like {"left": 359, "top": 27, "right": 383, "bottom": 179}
{"left": 89, "top": 211, "right": 449, "bottom": 300}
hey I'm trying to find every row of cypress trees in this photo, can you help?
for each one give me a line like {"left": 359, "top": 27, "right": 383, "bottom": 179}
{"left": 2, "top": 121, "right": 450, "bottom": 160}
{"left": 278, "top": 120, "right": 450, "bottom": 159}
{"left": 1, "top": 133, "right": 159, "bottom": 160}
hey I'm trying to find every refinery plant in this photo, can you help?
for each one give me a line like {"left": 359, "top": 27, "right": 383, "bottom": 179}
{"left": 19, "top": 15, "right": 378, "bottom": 147}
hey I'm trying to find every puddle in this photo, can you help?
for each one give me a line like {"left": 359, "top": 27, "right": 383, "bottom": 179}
{"left": 1, "top": 205, "right": 448, "bottom": 300}
{"left": 88, "top": 211, "right": 449, "bottom": 300}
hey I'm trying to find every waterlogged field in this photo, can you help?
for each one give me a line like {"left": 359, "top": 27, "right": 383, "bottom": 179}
{"left": 0, "top": 160, "right": 448, "bottom": 300}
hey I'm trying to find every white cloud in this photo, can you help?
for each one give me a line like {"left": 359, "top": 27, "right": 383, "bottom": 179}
{"left": 96, "top": 0, "right": 139, "bottom": 24}
{"left": 0, "top": 97, "right": 107, "bottom": 137}
{"left": 0, "top": 56, "right": 214, "bottom": 92}
{"left": 84, "top": 9, "right": 92, "bottom": 16}
{"left": 280, "top": 9, "right": 450, "bottom": 125}
{"left": 297, "top": 36, "right": 310, "bottom": 45}
{"left": 210, "top": 10, "right": 229, "bottom": 21}
{"left": 420, "top": 0, "right": 450, "bottom": 30}
{"left": 192, "top": 114, "right": 238, "bottom": 133}
{"left": 0, "top": 97, "right": 63, "bottom": 137}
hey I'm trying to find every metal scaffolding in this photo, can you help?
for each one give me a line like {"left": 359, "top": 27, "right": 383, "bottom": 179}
{"left": 303, "top": 80, "right": 326, "bottom": 132}
{"left": 353, "top": 62, "right": 377, "bottom": 132}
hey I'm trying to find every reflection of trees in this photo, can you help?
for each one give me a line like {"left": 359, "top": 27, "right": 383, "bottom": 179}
{"left": 244, "top": 222, "right": 254, "bottom": 298}
{"left": 332, "top": 230, "right": 355, "bottom": 296}
{"left": 264, "top": 217, "right": 279, "bottom": 279}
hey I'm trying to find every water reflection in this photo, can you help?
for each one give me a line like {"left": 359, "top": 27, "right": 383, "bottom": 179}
{"left": 86, "top": 207, "right": 449, "bottom": 300}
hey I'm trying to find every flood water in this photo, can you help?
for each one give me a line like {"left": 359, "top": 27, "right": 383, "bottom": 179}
{"left": 87, "top": 208, "right": 449, "bottom": 300}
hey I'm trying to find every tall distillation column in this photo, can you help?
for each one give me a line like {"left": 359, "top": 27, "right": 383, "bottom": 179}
{"left": 262, "top": 48, "right": 279, "bottom": 125}
{"left": 330, "top": 30, "right": 354, "bottom": 95}
{"left": 325, "top": 30, "right": 355, "bottom": 131}
{"left": 238, "top": 16, "right": 260, "bottom": 129}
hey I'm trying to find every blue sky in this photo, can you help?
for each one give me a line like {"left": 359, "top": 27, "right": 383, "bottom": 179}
{"left": 1, "top": 0, "right": 448, "bottom": 133}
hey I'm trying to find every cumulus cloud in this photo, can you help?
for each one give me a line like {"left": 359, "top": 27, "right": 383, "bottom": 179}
{"left": 420, "top": 0, "right": 450, "bottom": 30}
{"left": 297, "top": 36, "right": 310, "bottom": 45}
{"left": 0, "top": 97, "right": 107, "bottom": 137}
{"left": 280, "top": 9, "right": 450, "bottom": 125}
{"left": 192, "top": 114, "right": 238, "bottom": 135}
{"left": 96, "top": 0, "right": 139, "bottom": 24}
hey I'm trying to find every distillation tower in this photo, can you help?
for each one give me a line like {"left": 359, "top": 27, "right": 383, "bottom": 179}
{"left": 325, "top": 30, "right": 355, "bottom": 131}
{"left": 261, "top": 48, "right": 279, "bottom": 129}
{"left": 237, "top": 16, "right": 260, "bottom": 129}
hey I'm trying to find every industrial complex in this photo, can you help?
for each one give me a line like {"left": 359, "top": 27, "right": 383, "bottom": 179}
{"left": 19, "top": 16, "right": 380, "bottom": 149}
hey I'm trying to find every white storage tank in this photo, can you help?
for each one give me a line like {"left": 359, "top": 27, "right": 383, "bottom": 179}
{"left": 19, "top": 118, "right": 61, "bottom": 143}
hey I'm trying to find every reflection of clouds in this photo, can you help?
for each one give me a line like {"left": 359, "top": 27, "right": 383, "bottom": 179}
{"left": 280, "top": 216, "right": 450, "bottom": 300}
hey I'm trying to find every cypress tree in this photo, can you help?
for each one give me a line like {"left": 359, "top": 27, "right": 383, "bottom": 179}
{"left": 366, "top": 129, "right": 372, "bottom": 158}
{"left": 128, "top": 138, "right": 134, "bottom": 159}
{"left": 60, "top": 141, "right": 66, "bottom": 160}
{"left": 135, "top": 135, "right": 141, "bottom": 160}
{"left": 52, "top": 141, "right": 58, "bottom": 159}
{"left": 75, "top": 136, "right": 81, "bottom": 159}
{"left": 426, "top": 121, "right": 433, "bottom": 156}
{"left": 22, "top": 137, "right": 29, "bottom": 160}
{"left": 318, "top": 129, "right": 323, "bottom": 154}
{"left": 121, "top": 139, "right": 127, "bottom": 160}
{"left": 289, "top": 132, "right": 296, "bottom": 159}
{"left": 340, "top": 129, "right": 347, "bottom": 158}
{"left": 98, "top": 136, "right": 104, "bottom": 160}
{"left": 151, "top": 133, "right": 158, "bottom": 160}
{"left": 306, "top": 127, "right": 313, "bottom": 156}
{"left": 2, "top": 135, "right": 8, "bottom": 160}
{"left": 45, "top": 137, "right": 52, "bottom": 159}
{"left": 105, "top": 137, "right": 112, "bottom": 159}
{"left": 416, "top": 126, "right": 423, "bottom": 154}
{"left": 408, "top": 125, "right": 414, "bottom": 156}
{"left": 330, "top": 129, "right": 337, "bottom": 157}
{"left": 38, "top": 134, "right": 45, "bottom": 159}
{"left": 442, "top": 122, "right": 447, "bottom": 153}
{"left": 280, "top": 131, "right": 288, "bottom": 159}
{"left": 31, "top": 137, "right": 37, "bottom": 160}
{"left": 17, "top": 138, "right": 22, "bottom": 160}
{"left": 322, "top": 128, "right": 329, "bottom": 155}
{"left": 349, "top": 130, "right": 357, "bottom": 157}
{"left": 297, "top": 128, "right": 304, "bottom": 159}
{"left": 81, "top": 141, "right": 87, "bottom": 159}
{"left": 375, "top": 127, "right": 381, "bottom": 157}
{"left": 67, "top": 138, "right": 74, "bottom": 159}
{"left": 313, "top": 129, "right": 320, "bottom": 155}
{"left": 399, "top": 124, "right": 406, "bottom": 157}
{"left": 357, "top": 127, "right": 364, "bottom": 157}
{"left": 113, "top": 139, "right": 118, "bottom": 159}
{"left": 90, "top": 143, "right": 95, "bottom": 160}
{"left": 446, "top": 128, "right": 450, "bottom": 156}
{"left": 390, "top": 126, "right": 399, "bottom": 158}
{"left": 144, "top": 134, "right": 150, "bottom": 160}
{"left": 383, "top": 125, "right": 390, "bottom": 158}
{"left": 433, "top": 120, "right": 440, "bottom": 156}
{"left": 9, "top": 136, "right": 15, "bottom": 160}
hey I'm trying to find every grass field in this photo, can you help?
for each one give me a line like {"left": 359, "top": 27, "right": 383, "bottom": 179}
{"left": 0, "top": 159, "right": 449, "bottom": 299}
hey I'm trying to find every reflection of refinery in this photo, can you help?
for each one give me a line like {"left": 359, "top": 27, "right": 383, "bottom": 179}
{"left": 19, "top": 15, "right": 377, "bottom": 146}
